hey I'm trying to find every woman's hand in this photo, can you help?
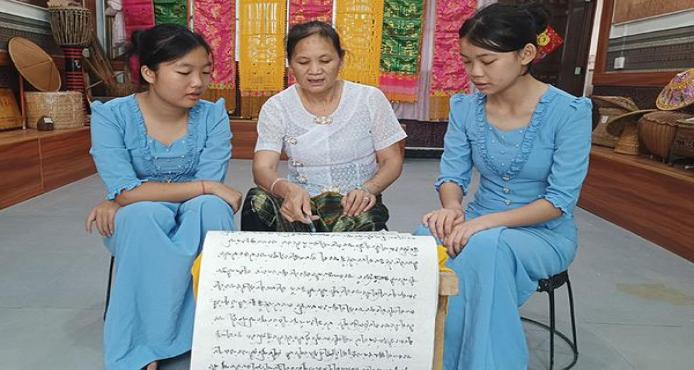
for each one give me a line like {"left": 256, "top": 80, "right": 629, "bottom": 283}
{"left": 443, "top": 216, "right": 494, "bottom": 258}
{"left": 422, "top": 207, "right": 465, "bottom": 241}
{"left": 205, "top": 182, "right": 242, "bottom": 213}
{"left": 341, "top": 188, "right": 376, "bottom": 217}
{"left": 85, "top": 200, "right": 121, "bottom": 237}
{"left": 278, "top": 182, "right": 317, "bottom": 224}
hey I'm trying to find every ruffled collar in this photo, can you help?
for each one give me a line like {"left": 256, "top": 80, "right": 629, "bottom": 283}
{"left": 126, "top": 94, "right": 200, "bottom": 158}
{"left": 475, "top": 86, "right": 557, "bottom": 180}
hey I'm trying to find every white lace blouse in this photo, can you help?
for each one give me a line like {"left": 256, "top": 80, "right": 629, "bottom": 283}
{"left": 255, "top": 81, "right": 407, "bottom": 196}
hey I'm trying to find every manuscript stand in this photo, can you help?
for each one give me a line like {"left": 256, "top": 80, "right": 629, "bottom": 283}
{"left": 433, "top": 271, "right": 459, "bottom": 370}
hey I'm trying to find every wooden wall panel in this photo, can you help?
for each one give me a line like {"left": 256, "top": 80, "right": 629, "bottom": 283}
{"left": 41, "top": 129, "right": 95, "bottom": 191}
{"left": 230, "top": 120, "right": 258, "bottom": 160}
{"left": 579, "top": 147, "right": 694, "bottom": 262}
{"left": 0, "top": 139, "right": 42, "bottom": 208}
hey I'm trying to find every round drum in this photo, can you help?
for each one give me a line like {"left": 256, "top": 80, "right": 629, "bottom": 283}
{"left": 48, "top": 6, "right": 93, "bottom": 47}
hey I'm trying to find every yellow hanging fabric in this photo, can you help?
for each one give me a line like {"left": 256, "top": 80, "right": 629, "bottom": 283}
{"left": 238, "top": 0, "right": 287, "bottom": 118}
{"left": 335, "top": 0, "right": 385, "bottom": 87}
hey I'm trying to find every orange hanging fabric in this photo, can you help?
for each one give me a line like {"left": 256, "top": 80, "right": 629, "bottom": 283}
{"left": 335, "top": 0, "right": 385, "bottom": 87}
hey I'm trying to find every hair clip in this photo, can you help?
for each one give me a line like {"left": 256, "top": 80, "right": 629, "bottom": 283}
{"left": 534, "top": 25, "right": 563, "bottom": 63}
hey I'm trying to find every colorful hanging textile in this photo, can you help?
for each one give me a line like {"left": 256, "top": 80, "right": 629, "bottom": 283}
{"left": 429, "top": 0, "right": 476, "bottom": 121}
{"left": 335, "top": 0, "right": 385, "bottom": 87}
{"left": 154, "top": 0, "right": 187, "bottom": 26}
{"left": 378, "top": 0, "right": 424, "bottom": 102}
{"left": 287, "top": 0, "right": 333, "bottom": 85}
{"left": 122, "top": 0, "right": 155, "bottom": 84}
{"left": 194, "top": 0, "right": 237, "bottom": 112}
{"left": 238, "top": 0, "right": 287, "bottom": 118}
{"left": 122, "top": 0, "right": 155, "bottom": 40}
{"left": 288, "top": 0, "right": 333, "bottom": 26}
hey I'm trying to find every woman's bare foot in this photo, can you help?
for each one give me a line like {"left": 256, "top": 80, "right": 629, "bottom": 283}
{"left": 145, "top": 361, "right": 158, "bottom": 370}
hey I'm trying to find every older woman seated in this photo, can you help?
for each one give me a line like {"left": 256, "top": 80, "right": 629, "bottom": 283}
{"left": 241, "top": 21, "right": 407, "bottom": 232}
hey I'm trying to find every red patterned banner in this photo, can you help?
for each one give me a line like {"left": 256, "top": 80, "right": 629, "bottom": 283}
{"left": 122, "top": 0, "right": 155, "bottom": 84}
{"left": 122, "top": 0, "right": 156, "bottom": 41}
{"left": 429, "top": 0, "right": 476, "bottom": 120}
{"left": 289, "top": 0, "right": 333, "bottom": 26}
{"left": 287, "top": 0, "right": 333, "bottom": 85}
{"left": 194, "top": 0, "right": 237, "bottom": 112}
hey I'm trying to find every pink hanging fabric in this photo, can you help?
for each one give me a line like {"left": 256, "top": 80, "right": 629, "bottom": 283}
{"left": 429, "top": 0, "right": 476, "bottom": 120}
{"left": 194, "top": 0, "right": 237, "bottom": 111}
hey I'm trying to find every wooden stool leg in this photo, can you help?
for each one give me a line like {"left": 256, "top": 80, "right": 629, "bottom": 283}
{"left": 433, "top": 296, "right": 448, "bottom": 370}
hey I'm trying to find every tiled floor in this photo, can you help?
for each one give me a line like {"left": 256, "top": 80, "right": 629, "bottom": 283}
{"left": 1, "top": 159, "right": 692, "bottom": 370}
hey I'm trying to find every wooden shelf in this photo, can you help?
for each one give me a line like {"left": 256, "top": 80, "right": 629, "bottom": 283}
{"left": 0, "top": 127, "right": 89, "bottom": 146}
{"left": 589, "top": 146, "right": 694, "bottom": 183}
{"left": 579, "top": 146, "right": 694, "bottom": 262}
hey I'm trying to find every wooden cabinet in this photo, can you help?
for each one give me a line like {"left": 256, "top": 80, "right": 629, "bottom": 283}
{"left": 579, "top": 146, "right": 694, "bottom": 262}
{"left": 0, "top": 127, "right": 96, "bottom": 209}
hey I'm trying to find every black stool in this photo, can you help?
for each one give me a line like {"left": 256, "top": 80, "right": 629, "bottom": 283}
{"left": 522, "top": 270, "right": 578, "bottom": 370}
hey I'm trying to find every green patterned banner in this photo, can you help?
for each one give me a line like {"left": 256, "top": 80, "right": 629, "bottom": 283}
{"left": 379, "top": 0, "right": 424, "bottom": 102}
{"left": 380, "top": 0, "right": 424, "bottom": 74}
{"left": 154, "top": 0, "right": 187, "bottom": 26}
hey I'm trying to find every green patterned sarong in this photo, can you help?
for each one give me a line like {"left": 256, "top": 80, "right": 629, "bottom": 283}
{"left": 240, "top": 188, "right": 389, "bottom": 232}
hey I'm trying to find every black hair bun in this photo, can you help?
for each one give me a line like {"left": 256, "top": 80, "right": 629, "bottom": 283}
{"left": 523, "top": 3, "right": 550, "bottom": 35}
{"left": 127, "top": 30, "right": 144, "bottom": 58}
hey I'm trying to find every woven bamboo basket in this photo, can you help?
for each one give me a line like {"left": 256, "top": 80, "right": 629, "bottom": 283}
{"left": 614, "top": 123, "right": 640, "bottom": 155}
{"left": 25, "top": 91, "right": 85, "bottom": 129}
{"left": 638, "top": 111, "right": 693, "bottom": 161}
{"left": 0, "top": 88, "right": 22, "bottom": 131}
{"left": 48, "top": 6, "right": 92, "bottom": 47}
{"left": 591, "top": 96, "right": 639, "bottom": 147}
{"left": 592, "top": 107, "right": 626, "bottom": 147}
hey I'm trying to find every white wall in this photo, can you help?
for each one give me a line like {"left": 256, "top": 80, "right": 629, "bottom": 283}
{"left": 0, "top": 0, "right": 48, "bottom": 21}
{"left": 583, "top": 0, "right": 604, "bottom": 96}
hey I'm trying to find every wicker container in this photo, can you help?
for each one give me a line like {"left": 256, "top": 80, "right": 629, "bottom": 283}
{"left": 672, "top": 118, "right": 694, "bottom": 159}
{"left": 591, "top": 96, "right": 639, "bottom": 147}
{"left": 25, "top": 91, "right": 85, "bottom": 129}
{"left": 614, "top": 123, "right": 640, "bottom": 155}
{"left": 639, "top": 111, "right": 693, "bottom": 161}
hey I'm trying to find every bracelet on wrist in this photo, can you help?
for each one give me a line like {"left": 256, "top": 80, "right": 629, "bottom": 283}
{"left": 270, "top": 177, "right": 288, "bottom": 194}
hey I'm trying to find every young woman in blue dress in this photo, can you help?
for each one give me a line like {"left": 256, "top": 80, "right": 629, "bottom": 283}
{"left": 85, "top": 24, "right": 241, "bottom": 370}
{"left": 417, "top": 4, "right": 592, "bottom": 369}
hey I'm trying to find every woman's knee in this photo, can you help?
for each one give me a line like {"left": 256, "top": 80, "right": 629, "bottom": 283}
{"left": 115, "top": 201, "right": 173, "bottom": 229}
{"left": 450, "top": 227, "right": 507, "bottom": 266}
{"left": 185, "top": 194, "right": 232, "bottom": 215}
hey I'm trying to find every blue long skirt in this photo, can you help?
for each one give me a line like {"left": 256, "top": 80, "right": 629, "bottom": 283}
{"left": 415, "top": 222, "right": 576, "bottom": 370}
{"left": 103, "top": 195, "right": 235, "bottom": 370}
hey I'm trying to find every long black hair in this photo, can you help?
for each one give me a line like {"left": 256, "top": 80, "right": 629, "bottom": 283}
{"left": 127, "top": 24, "right": 211, "bottom": 84}
{"left": 286, "top": 21, "right": 345, "bottom": 61}
{"left": 458, "top": 3, "right": 550, "bottom": 74}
